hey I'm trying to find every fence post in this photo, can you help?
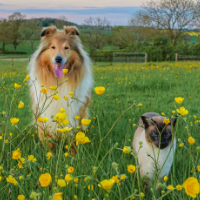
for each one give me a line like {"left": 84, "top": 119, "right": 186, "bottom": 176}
{"left": 175, "top": 53, "right": 178, "bottom": 62}
{"left": 145, "top": 53, "right": 148, "bottom": 63}
{"left": 110, "top": 55, "right": 112, "bottom": 65}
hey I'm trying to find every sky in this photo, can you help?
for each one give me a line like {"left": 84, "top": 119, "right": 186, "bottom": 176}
{"left": 0, "top": 0, "right": 152, "bottom": 25}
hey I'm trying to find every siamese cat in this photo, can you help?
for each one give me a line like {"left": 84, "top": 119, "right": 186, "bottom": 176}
{"left": 132, "top": 112, "right": 177, "bottom": 187}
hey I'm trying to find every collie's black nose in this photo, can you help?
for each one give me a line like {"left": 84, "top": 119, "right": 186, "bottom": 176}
{"left": 55, "top": 56, "right": 63, "bottom": 64}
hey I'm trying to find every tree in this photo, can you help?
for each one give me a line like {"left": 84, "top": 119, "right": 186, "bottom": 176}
{"left": 129, "top": 11, "right": 159, "bottom": 42}
{"left": 130, "top": 0, "right": 200, "bottom": 46}
{"left": 23, "top": 19, "right": 42, "bottom": 53}
{"left": 109, "top": 26, "right": 134, "bottom": 49}
{"left": 0, "top": 19, "right": 10, "bottom": 51}
{"left": 8, "top": 12, "right": 26, "bottom": 52}
{"left": 83, "top": 17, "right": 111, "bottom": 50}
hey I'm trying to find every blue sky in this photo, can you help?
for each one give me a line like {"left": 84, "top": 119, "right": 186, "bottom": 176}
{"left": 0, "top": 1, "right": 149, "bottom": 25}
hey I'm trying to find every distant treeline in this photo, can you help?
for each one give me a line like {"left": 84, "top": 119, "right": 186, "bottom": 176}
{"left": 1, "top": 13, "right": 200, "bottom": 62}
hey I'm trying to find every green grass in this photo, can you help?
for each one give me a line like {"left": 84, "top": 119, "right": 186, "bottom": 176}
{"left": 0, "top": 61, "right": 200, "bottom": 199}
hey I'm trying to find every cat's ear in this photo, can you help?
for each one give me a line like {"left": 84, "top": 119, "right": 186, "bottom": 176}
{"left": 141, "top": 116, "right": 156, "bottom": 129}
{"left": 170, "top": 115, "right": 177, "bottom": 127}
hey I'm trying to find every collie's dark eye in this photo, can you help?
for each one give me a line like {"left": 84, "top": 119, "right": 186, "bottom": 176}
{"left": 152, "top": 132, "right": 157, "bottom": 137}
{"left": 165, "top": 132, "right": 171, "bottom": 137}
{"left": 51, "top": 46, "right": 55, "bottom": 49}
{"left": 65, "top": 46, "right": 69, "bottom": 50}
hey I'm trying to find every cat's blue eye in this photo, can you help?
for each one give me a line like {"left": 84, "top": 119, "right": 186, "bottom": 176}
{"left": 152, "top": 132, "right": 157, "bottom": 137}
{"left": 165, "top": 132, "right": 171, "bottom": 137}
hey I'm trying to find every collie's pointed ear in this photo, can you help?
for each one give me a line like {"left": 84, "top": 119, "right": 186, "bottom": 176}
{"left": 170, "top": 115, "right": 177, "bottom": 127}
{"left": 64, "top": 26, "right": 80, "bottom": 36}
{"left": 41, "top": 26, "right": 57, "bottom": 37}
{"left": 141, "top": 116, "right": 155, "bottom": 129}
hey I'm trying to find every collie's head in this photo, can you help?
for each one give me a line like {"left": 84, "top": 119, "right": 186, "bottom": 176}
{"left": 141, "top": 115, "right": 177, "bottom": 149}
{"left": 36, "top": 25, "right": 84, "bottom": 80}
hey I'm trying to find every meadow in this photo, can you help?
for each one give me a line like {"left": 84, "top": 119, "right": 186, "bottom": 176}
{"left": 0, "top": 59, "right": 200, "bottom": 199}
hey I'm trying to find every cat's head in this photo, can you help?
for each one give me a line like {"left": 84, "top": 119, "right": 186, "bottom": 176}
{"left": 141, "top": 115, "right": 177, "bottom": 149}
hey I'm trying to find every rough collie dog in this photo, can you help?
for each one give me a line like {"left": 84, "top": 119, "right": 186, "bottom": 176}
{"left": 132, "top": 112, "right": 177, "bottom": 188}
{"left": 28, "top": 26, "right": 92, "bottom": 151}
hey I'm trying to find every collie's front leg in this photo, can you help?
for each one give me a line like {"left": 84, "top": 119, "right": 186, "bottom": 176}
{"left": 37, "top": 121, "right": 55, "bottom": 153}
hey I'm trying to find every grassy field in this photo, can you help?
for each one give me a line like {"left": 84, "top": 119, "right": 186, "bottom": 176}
{"left": 0, "top": 60, "right": 200, "bottom": 199}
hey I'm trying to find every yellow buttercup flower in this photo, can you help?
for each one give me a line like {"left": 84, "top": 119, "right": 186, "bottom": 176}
{"left": 28, "top": 155, "right": 37, "bottom": 162}
{"left": 76, "top": 132, "right": 90, "bottom": 145}
{"left": 111, "top": 175, "right": 120, "bottom": 184}
{"left": 183, "top": 177, "right": 200, "bottom": 198}
{"left": 175, "top": 97, "right": 184, "bottom": 104}
{"left": 41, "top": 88, "right": 47, "bottom": 94}
{"left": 53, "top": 94, "right": 61, "bottom": 100}
{"left": 98, "top": 179, "right": 115, "bottom": 190}
{"left": 38, "top": 116, "right": 42, "bottom": 122}
{"left": 176, "top": 185, "right": 182, "bottom": 191}
{"left": 12, "top": 149, "right": 21, "bottom": 160}
{"left": 6, "top": 175, "right": 18, "bottom": 185}
{"left": 75, "top": 116, "right": 80, "bottom": 120}
{"left": 120, "top": 174, "right": 127, "bottom": 180}
{"left": 64, "top": 96, "right": 68, "bottom": 100}
{"left": 68, "top": 91, "right": 74, "bottom": 96}
{"left": 49, "top": 86, "right": 57, "bottom": 90}
{"left": 18, "top": 101, "right": 24, "bottom": 109}
{"left": 127, "top": 165, "right": 136, "bottom": 173}
{"left": 177, "top": 107, "right": 188, "bottom": 116}
{"left": 25, "top": 75, "right": 30, "bottom": 80}
{"left": 64, "top": 174, "right": 73, "bottom": 183}
{"left": 60, "top": 108, "right": 65, "bottom": 112}
{"left": 57, "top": 179, "right": 66, "bottom": 187}
{"left": 81, "top": 119, "right": 91, "bottom": 126}
{"left": 67, "top": 166, "right": 75, "bottom": 174}
{"left": 14, "top": 83, "right": 21, "bottom": 89}
{"left": 88, "top": 185, "right": 94, "bottom": 190}
{"left": 42, "top": 117, "right": 49, "bottom": 123}
{"left": 197, "top": 166, "right": 200, "bottom": 172}
{"left": 122, "top": 146, "right": 131, "bottom": 154}
{"left": 139, "top": 193, "right": 145, "bottom": 198}
{"left": 179, "top": 143, "right": 184, "bottom": 147}
{"left": 64, "top": 152, "right": 69, "bottom": 157}
{"left": 163, "top": 118, "right": 170, "bottom": 125}
{"left": 17, "top": 195, "right": 25, "bottom": 200}
{"left": 74, "top": 178, "right": 78, "bottom": 183}
{"left": 10, "top": 118, "right": 19, "bottom": 125}
{"left": 172, "top": 110, "right": 175, "bottom": 114}
{"left": 188, "top": 136, "right": 195, "bottom": 145}
{"left": 18, "top": 162, "right": 23, "bottom": 168}
{"left": 46, "top": 152, "right": 52, "bottom": 160}
{"left": 138, "top": 103, "right": 142, "bottom": 107}
{"left": 94, "top": 86, "right": 105, "bottom": 95}
{"left": 65, "top": 145, "right": 69, "bottom": 149}
{"left": 167, "top": 185, "right": 174, "bottom": 190}
{"left": 63, "top": 69, "right": 68, "bottom": 74}
{"left": 56, "top": 127, "right": 73, "bottom": 133}
{"left": 39, "top": 173, "right": 52, "bottom": 187}
{"left": 53, "top": 192, "right": 63, "bottom": 200}
{"left": 54, "top": 112, "right": 67, "bottom": 123}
